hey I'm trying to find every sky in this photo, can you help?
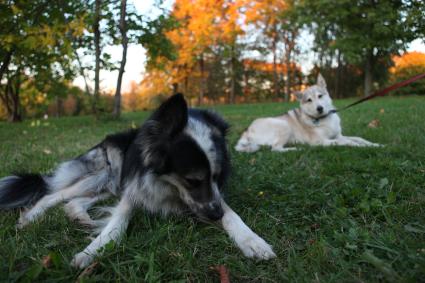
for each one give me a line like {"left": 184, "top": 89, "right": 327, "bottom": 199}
{"left": 73, "top": 0, "right": 425, "bottom": 93}
{"left": 73, "top": 0, "right": 173, "bottom": 93}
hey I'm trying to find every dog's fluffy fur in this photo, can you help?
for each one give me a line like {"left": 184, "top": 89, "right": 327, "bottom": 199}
{"left": 235, "top": 74, "right": 381, "bottom": 152}
{"left": 0, "top": 94, "right": 275, "bottom": 268}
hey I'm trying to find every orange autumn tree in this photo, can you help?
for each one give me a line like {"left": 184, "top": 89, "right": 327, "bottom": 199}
{"left": 143, "top": 0, "right": 246, "bottom": 105}
{"left": 141, "top": 0, "right": 301, "bottom": 105}
{"left": 390, "top": 51, "right": 425, "bottom": 96}
{"left": 243, "top": 0, "right": 300, "bottom": 101}
{"left": 167, "top": 0, "right": 227, "bottom": 105}
{"left": 243, "top": 0, "right": 287, "bottom": 98}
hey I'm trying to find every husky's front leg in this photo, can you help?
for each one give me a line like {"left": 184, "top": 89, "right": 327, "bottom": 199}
{"left": 71, "top": 196, "right": 133, "bottom": 269}
{"left": 319, "top": 136, "right": 358, "bottom": 147}
{"left": 220, "top": 200, "right": 276, "bottom": 260}
{"left": 345, "top": 136, "right": 382, "bottom": 147}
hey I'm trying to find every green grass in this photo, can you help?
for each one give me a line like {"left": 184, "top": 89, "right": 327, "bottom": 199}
{"left": 1, "top": 96, "right": 425, "bottom": 282}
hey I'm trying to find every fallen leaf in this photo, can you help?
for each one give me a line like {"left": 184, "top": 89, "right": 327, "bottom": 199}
{"left": 43, "top": 149, "right": 52, "bottom": 155}
{"left": 211, "top": 265, "right": 230, "bottom": 283}
{"left": 258, "top": 191, "right": 264, "bottom": 197}
{"left": 41, "top": 255, "right": 52, "bottom": 268}
{"left": 311, "top": 223, "right": 320, "bottom": 230}
{"left": 379, "top": 108, "right": 385, "bottom": 114}
{"left": 368, "top": 119, "right": 380, "bottom": 128}
{"left": 76, "top": 262, "right": 98, "bottom": 283}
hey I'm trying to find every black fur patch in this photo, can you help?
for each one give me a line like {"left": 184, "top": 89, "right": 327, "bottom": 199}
{"left": 0, "top": 173, "right": 48, "bottom": 209}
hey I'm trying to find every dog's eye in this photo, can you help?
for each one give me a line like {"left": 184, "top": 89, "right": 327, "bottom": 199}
{"left": 318, "top": 95, "right": 323, "bottom": 99}
{"left": 185, "top": 178, "right": 202, "bottom": 187}
{"left": 307, "top": 98, "right": 312, "bottom": 103}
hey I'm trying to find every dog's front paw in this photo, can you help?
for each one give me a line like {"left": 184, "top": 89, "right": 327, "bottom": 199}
{"left": 236, "top": 234, "right": 276, "bottom": 260}
{"left": 16, "top": 211, "right": 30, "bottom": 229}
{"left": 71, "top": 252, "right": 94, "bottom": 269}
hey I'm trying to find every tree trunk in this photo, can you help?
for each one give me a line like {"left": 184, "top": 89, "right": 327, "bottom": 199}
{"left": 364, "top": 49, "right": 373, "bottom": 97}
{"left": 0, "top": 50, "right": 13, "bottom": 83}
{"left": 73, "top": 96, "right": 83, "bottom": 116}
{"left": 229, "top": 44, "right": 236, "bottom": 104}
{"left": 243, "top": 68, "right": 250, "bottom": 103}
{"left": 113, "top": 0, "right": 128, "bottom": 118}
{"left": 334, "top": 49, "right": 342, "bottom": 98}
{"left": 272, "top": 31, "right": 279, "bottom": 98}
{"left": 10, "top": 73, "right": 22, "bottom": 122}
{"left": 284, "top": 47, "right": 291, "bottom": 102}
{"left": 55, "top": 96, "right": 63, "bottom": 117}
{"left": 92, "top": 0, "right": 101, "bottom": 114}
{"left": 0, "top": 79, "right": 12, "bottom": 115}
{"left": 74, "top": 49, "right": 91, "bottom": 96}
{"left": 198, "top": 54, "right": 205, "bottom": 106}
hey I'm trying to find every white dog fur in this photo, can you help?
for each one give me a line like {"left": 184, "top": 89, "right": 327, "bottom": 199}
{"left": 235, "top": 74, "right": 380, "bottom": 152}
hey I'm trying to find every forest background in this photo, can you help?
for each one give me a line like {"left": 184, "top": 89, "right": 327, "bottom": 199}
{"left": 0, "top": 0, "right": 424, "bottom": 121}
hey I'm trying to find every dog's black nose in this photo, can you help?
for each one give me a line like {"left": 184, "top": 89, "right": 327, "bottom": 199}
{"left": 203, "top": 202, "right": 224, "bottom": 221}
{"left": 317, "top": 106, "right": 323, "bottom": 113}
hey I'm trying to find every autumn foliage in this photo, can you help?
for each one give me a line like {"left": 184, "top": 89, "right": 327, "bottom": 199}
{"left": 390, "top": 52, "right": 425, "bottom": 96}
{"left": 128, "top": 0, "right": 301, "bottom": 108}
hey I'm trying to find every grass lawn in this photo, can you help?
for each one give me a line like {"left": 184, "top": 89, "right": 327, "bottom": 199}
{"left": 1, "top": 96, "right": 425, "bottom": 282}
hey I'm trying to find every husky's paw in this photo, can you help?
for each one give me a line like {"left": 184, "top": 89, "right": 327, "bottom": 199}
{"left": 271, "top": 146, "right": 297, "bottom": 152}
{"left": 234, "top": 144, "right": 260, "bottom": 153}
{"left": 71, "top": 252, "right": 94, "bottom": 269}
{"left": 237, "top": 234, "right": 276, "bottom": 260}
{"left": 16, "top": 211, "right": 30, "bottom": 229}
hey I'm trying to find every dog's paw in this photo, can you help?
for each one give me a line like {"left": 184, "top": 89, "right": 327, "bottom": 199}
{"left": 236, "top": 234, "right": 276, "bottom": 260}
{"left": 16, "top": 211, "right": 30, "bottom": 229}
{"left": 271, "top": 146, "right": 297, "bottom": 152}
{"left": 71, "top": 252, "right": 94, "bottom": 269}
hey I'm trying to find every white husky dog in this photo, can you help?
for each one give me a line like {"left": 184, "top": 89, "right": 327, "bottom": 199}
{"left": 235, "top": 74, "right": 380, "bottom": 152}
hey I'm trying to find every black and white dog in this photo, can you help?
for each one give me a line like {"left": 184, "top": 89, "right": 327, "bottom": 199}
{"left": 0, "top": 94, "right": 275, "bottom": 268}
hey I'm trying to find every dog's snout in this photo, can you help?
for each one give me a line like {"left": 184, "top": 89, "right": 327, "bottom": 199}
{"left": 203, "top": 202, "right": 224, "bottom": 221}
{"left": 317, "top": 106, "right": 323, "bottom": 113}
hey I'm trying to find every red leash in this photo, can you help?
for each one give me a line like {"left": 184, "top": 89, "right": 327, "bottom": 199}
{"left": 335, "top": 72, "right": 425, "bottom": 113}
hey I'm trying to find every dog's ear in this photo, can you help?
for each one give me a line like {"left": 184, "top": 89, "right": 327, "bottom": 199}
{"left": 140, "top": 93, "right": 188, "bottom": 173}
{"left": 149, "top": 93, "right": 188, "bottom": 137}
{"left": 317, "top": 73, "right": 327, "bottom": 88}
{"left": 294, "top": 91, "right": 304, "bottom": 101}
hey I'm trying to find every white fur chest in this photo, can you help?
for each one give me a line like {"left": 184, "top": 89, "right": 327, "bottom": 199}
{"left": 126, "top": 173, "right": 186, "bottom": 216}
{"left": 314, "top": 114, "right": 341, "bottom": 140}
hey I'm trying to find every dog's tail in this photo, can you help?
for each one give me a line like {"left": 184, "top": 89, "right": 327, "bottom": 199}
{"left": 0, "top": 173, "right": 49, "bottom": 209}
{"left": 0, "top": 157, "right": 88, "bottom": 209}
{"left": 0, "top": 145, "right": 118, "bottom": 209}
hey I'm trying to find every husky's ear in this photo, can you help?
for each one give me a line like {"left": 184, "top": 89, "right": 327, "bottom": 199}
{"left": 317, "top": 73, "right": 327, "bottom": 88}
{"left": 294, "top": 91, "right": 304, "bottom": 101}
{"left": 149, "top": 93, "right": 188, "bottom": 137}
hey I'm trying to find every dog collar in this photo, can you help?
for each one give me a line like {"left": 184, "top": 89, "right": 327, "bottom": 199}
{"left": 309, "top": 109, "right": 337, "bottom": 125}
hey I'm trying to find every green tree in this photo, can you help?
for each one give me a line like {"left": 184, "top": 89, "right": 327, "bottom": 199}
{"left": 0, "top": 0, "right": 87, "bottom": 121}
{"left": 298, "top": 0, "right": 422, "bottom": 96}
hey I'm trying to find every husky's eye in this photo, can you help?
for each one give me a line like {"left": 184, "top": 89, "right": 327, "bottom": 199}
{"left": 307, "top": 98, "right": 312, "bottom": 103}
{"left": 318, "top": 95, "right": 323, "bottom": 99}
{"left": 185, "top": 177, "right": 202, "bottom": 187}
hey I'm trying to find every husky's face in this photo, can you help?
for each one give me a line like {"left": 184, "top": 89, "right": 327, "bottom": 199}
{"left": 297, "top": 74, "right": 334, "bottom": 118}
{"left": 140, "top": 94, "right": 226, "bottom": 221}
